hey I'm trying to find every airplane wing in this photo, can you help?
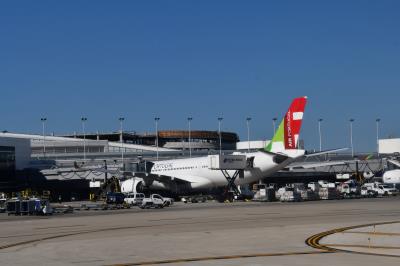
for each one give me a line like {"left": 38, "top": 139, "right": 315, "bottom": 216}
{"left": 133, "top": 172, "right": 210, "bottom": 188}
{"left": 287, "top": 160, "right": 351, "bottom": 170}
{"left": 41, "top": 167, "right": 99, "bottom": 175}
{"left": 91, "top": 164, "right": 194, "bottom": 185}
{"left": 131, "top": 172, "right": 184, "bottom": 184}
{"left": 40, "top": 165, "right": 194, "bottom": 186}
{"left": 388, "top": 159, "right": 400, "bottom": 168}
{"left": 304, "top": 148, "right": 348, "bottom": 157}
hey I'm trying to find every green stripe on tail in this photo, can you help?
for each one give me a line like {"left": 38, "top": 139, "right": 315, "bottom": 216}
{"left": 265, "top": 120, "right": 285, "bottom": 152}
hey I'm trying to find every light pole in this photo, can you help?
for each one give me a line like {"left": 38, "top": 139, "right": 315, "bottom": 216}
{"left": 119, "top": 117, "right": 125, "bottom": 167}
{"left": 41, "top": 118, "right": 47, "bottom": 158}
{"left": 246, "top": 117, "right": 252, "bottom": 153}
{"left": 272, "top": 117, "right": 278, "bottom": 135}
{"left": 218, "top": 117, "right": 223, "bottom": 156}
{"left": 349, "top": 118, "right": 354, "bottom": 158}
{"left": 188, "top": 117, "right": 193, "bottom": 158}
{"left": 376, "top": 118, "right": 381, "bottom": 157}
{"left": 154, "top": 117, "right": 160, "bottom": 160}
{"left": 81, "top": 117, "right": 87, "bottom": 162}
{"left": 318, "top": 118, "right": 323, "bottom": 152}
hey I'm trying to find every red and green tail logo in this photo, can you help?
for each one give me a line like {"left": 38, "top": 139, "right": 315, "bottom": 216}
{"left": 265, "top": 96, "right": 308, "bottom": 152}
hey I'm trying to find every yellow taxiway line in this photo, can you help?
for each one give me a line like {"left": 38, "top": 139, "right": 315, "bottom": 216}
{"left": 305, "top": 221, "right": 400, "bottom": 257}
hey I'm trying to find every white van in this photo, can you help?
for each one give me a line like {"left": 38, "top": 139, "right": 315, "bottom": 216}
{"left": 124, "top": 193, "right": 145, "bottom": 206}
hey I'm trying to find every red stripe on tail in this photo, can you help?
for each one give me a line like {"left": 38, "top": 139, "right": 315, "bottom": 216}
{"left": 284, "top": 97, "right": 307, "bottom": 149}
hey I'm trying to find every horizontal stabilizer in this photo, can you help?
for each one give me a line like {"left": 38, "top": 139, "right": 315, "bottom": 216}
{"left": 305, "top": 148, "right": 348, "bottom": 157}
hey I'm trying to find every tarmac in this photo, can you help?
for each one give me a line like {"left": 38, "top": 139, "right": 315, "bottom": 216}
{"left": 0, "top": 197, "right": 400, "bottom": 266}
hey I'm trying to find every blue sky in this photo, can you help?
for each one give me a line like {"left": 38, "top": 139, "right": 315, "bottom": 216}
{"left": 1, "top": 1, "right": 399, "bottom": 152}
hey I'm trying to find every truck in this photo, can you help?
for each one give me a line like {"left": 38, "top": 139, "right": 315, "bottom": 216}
{"left": 139, "top": 194, "right": 173, "bottom": 209}
{"left": 376, "top": 184, "right": 398, "bottom": 196}
{"left": 252, "top": 183, "right": 276, "bottom": 202}
{"left": 292, "top": 183, "right": 317, "bottom": 201}
{"left": 318, "top": 187, "right": 341, "bottom": 200}
{"left": 124, "top": 193, "right": 145, "bottom": 206}
{"left": 307, "top": 181, "right": 336, "bottom": 192}
{"left": 337, "top": 181, "right": 360, "bottom": 198}
{"left": 362, "top": 182, "right": 398, "bottom": 197}
{"left": 360, "top": 185, "right": 378, "bottom": 197}
{"left": 105, "top": 192, "right": 125, "bottom": 205}
{"left": 276, "top": 187, "right": 302, "bottom": 202}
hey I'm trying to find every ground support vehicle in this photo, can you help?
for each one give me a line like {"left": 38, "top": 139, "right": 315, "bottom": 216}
{"left": 139, "top": 194, "right": 170, "bottom": 209}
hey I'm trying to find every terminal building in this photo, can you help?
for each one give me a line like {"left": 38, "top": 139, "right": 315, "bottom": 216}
{"left": 0, "top": 131, "right": 399, "bottom": 200}
{"left": 63, "top": 130, "right": 239, "bottom": 151}
{"left": 0, "top": 130, "right": 239, "bottom": 198}
{"left": 0, "top": 130, "right": 238, "bottom": 160}
{"left": 0, "top": 137, "right": 31, "bottom": 192}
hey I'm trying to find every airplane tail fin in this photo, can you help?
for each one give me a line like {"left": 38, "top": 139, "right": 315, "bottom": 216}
{"left": 265, "top": 96, "right": 308, "bottom": 153}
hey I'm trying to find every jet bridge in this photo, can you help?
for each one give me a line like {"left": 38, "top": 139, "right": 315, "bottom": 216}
{"left": 208, "top": 155, "right": 254, "bottom": 200}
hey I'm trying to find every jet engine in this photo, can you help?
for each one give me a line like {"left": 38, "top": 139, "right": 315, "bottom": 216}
{"left": 120, "top": 178, "right": 146, "bottom": 194}
{"left": 383, "top": 169, "right": 400, "bottom": 184}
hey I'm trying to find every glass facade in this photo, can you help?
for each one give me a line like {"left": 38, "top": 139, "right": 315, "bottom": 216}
{"left": 0, "top": 146, "right": 16, "bottom": 182}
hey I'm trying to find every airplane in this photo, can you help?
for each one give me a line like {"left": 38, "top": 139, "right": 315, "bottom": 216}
{"left": 120, "top": 96, "right": 344, "bottom": 200}
{"left": 382, "top": 159, "right": 400, "bottom": 186}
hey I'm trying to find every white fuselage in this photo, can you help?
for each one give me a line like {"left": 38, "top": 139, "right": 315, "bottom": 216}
{"left": 148, "top": 151, "right": 303, "bottom": 191}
